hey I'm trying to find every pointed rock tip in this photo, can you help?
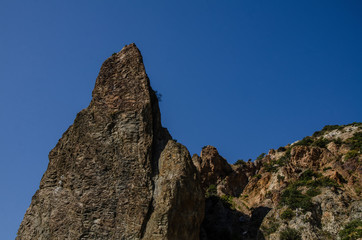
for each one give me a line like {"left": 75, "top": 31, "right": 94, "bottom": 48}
{"left": 201, "top": 145, "right": 218, "bottom": 152}
{"left": 116, "top": 43, "right": 141, "bottom": 56}
{"left": 90, "top": 42, "right": 150, "bottom": 112}
{"left": 125, "top": 42, "right": 137, "bottom": 48}
{"left": 122, "top": 42, "right": 138, "bottom": 50}
{"left": 108, "top": 43, "right": 143, "bottom": 64}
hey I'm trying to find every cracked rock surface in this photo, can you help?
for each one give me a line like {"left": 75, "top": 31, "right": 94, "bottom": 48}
{"left": 17, "top": 44, "right": 204, "bottom": 240}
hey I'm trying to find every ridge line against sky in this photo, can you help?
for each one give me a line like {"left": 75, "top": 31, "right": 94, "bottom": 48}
{"left": 1, "top": 1, "right": 362, "bottom": 239}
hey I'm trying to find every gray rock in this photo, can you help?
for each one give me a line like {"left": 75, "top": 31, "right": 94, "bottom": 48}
{"left": 17, "top": 44, "right": 204, "bottom": 240}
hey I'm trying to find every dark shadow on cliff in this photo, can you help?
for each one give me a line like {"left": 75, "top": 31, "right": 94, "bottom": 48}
{"left": 248, "top": 206, "right": 271, "bottom": 239}
{"left": 140, "top": 88, "right": 172, "bottom": 238}
{"left": 200, "top": 196, "right": 271, "bottom": 240}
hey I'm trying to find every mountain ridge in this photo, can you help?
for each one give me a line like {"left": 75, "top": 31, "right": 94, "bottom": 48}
{"left": 17, "top": 44, "right": 361, "bottom": 240}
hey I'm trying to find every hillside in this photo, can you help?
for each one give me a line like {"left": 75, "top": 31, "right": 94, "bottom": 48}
{"left": 196, "top": 123, "right": 361, "bottom": 240}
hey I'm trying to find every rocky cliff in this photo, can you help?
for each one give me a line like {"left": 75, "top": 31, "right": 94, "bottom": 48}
{"left": 195, "top": 123, "right": 361, "bottom": 240}
{"left": 18, "top": 44, "right": 361, "bottom": 240}
{"left": 17, "top": 44, "right": 204, "bottom": 240}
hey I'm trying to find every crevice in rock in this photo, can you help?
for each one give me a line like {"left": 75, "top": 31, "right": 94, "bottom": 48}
{"left": 140, "top": 200, "right": 155, "bottom": 239}
{"left": 140, "top": 87, "right": 171, "bottom": 239}
{"left": 248, "top": 206, "right": 272, "bottom": 239}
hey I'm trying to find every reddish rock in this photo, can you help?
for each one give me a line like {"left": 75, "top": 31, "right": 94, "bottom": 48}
{"left": 197, "top": 146, "right": 233, "bottom": 189}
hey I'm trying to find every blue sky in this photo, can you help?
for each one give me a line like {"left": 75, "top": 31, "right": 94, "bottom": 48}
{"left": 1, "top": 1, "right": 361, "bottom": 238}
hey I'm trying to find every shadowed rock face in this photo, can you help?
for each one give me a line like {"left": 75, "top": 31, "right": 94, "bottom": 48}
{"left": 17, "top": 44, "right": 204, "bottom": 240}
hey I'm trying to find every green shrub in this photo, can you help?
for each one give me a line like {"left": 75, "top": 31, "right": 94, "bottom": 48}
{"left": 313, "top": 137, "right": 331, "bottom": 148}
{"left": 292, "top": 171, "right": 338, "bottom": 189}
{"left": 280, "top": 227, "right": 302, "bottom": 240}
{"left": 254, "top": 174, "right": 262, "bottom": 179}
{"left": 234, "top": 159, "right": 246, "bottom": 165}
{"left": 354, "top": 186, "right": 361, "bottom": 195}
{"left": 256, "top": 153, "right": 266, "bottom": 161}
{"left": 333, "top": 138, "right": 343, "bottom": 145}
{"left": 299, "top": 169, "right": 321, "bottom": 181}
{"left": 264, "top": 162, "right": 278, "bottom": 173}
{"left": 280, "top": 187, "right": 313, "bottom": 212}
{"left": 276, "top": 154, "right": 289, "bottom": 166}
{"left": 306, "top": 188, "right": 321, "bottom": 197}
{"left": 312, "top": 123, "right": 362, "bottom": 138}
{"left": 261, "top": 221, "right": 280, "bottom": 235}
{"left": 263, "top": 151, "right": 289, "bottom": 173}
{"left": 240, "top": 194, "right": 248, "bottom": 199}
{"left": 278, "top": 146, "right": 286, "bottom": 152}
{"left": 339, "top": 219, "right": 362, "bottom": 240}
{"left": 294, "top": 170, "right": 338, "bottom": 187}
{"left": 345, "top": 132, "right": 362, "bottom": 152}
{"left": 220, "top": 195, "right": 234, "bottom": 209}
{"left": 294, "top": 136, "right": 331, "bottom": 148}
{"left": 313, "top": 176, "right": 339, "bottom": 188}
{"left": 241, "top": 201, "right": 250, "bottom": 210}
{"left": 206, "top": 184, "right": 217, "bottom": 197}
{"left": 345, "top": 150, "right": 359, "bottom": 161}
{"left": 154, "top": 90, "right": 162, "bottom": 102}
{"left": 313, "top": 125, "right": 341, "bottom": 137}
{"left": 280, "top": 170, "right": 339, "bottom": 211}
{"left": 294, "top": 136, "right": 314, "bottom": 147}
{"left": 281, "top": 208, "right": 295, "bottom": 220}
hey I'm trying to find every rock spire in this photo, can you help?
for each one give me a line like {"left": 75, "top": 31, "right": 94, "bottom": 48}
{"left": 17, "top": 43, "right": 204, "bottom": 240}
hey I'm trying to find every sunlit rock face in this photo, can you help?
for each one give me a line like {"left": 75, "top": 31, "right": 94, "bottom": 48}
{"left": 195, "top": 124, "right": 361, "bottom": 240}
{"left": 17, "top": 44, "right": 204, "bottom": 240}
{"left": 16, "top": 43, "right": 362, "bottom": 240}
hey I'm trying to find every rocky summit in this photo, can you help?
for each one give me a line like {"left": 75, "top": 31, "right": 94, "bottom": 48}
{"left": 17, "top": 44, "right": 204, "bottom": 240}
{"left": 18, "top": 44, "right": 361, "bottom": 240}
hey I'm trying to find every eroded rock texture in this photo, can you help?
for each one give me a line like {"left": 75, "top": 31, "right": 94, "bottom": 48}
{"left": 17, "top": 43, "right": 362, "bottom": 240}
{"left": 196, "top": 124, "right": 361, "bottom": 240}
{"left": 17, "top": 44, "right": 204, "bottom": 240}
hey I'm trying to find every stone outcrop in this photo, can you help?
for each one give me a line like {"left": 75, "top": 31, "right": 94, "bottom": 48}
{"left": 142, "top": 141, "right": 204, "bottom": 240}
{"left": 192, "top": 146, "right": 232, "bottom": 190}
{"left": 256, "top": 126, "right": 362, "bottom": 240}
{"left": 17, "top": 43, "right": 362, "bottom": 240}
{"left": 192, "top": 146, "right": 252, "bottom": 197}
{"left": 17, "top": 44, "right": 204, "bottom": 240}
{"left": 194, "top": 123, "right": 361, "bottom": 240}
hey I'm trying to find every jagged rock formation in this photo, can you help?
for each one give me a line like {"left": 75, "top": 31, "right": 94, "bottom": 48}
{"left": 17, "top": 43, "right": 361, "bottom": 240}
{"left": 17, "top": 44, "right": 204, "bottom": 240}
{"left": 195, "top": 123, "right": 362, "bottom": 240}
{"left": 256, "top": 124, "right": 362, "bottom": 240}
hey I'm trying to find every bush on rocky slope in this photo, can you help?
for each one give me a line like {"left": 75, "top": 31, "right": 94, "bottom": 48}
{"left": 280, "top": 227, "right": 302, "bottom": 240}
{"left": 339, "top": 219, "right": 362, "bottom": 240}
{"left": 280, "top": 169, "right": 339, "bottom": 212}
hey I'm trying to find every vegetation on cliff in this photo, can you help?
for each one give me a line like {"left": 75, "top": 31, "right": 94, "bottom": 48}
{"left": 196, "top": 122, "right": 361, "bottom": 240}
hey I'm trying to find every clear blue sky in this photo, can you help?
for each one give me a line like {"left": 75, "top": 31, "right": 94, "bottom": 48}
{"left": 1, "top": 1, "right": 361, "bottom": 238}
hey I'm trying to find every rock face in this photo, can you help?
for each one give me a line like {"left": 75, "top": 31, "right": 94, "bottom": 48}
{"left": 193, "top": 146, "right": 252, "bottom": 197}
{"left": 143, "top": 141, "right": 204, "bottom": 240}
{"left": 256, "top": 126, "right": 362, "bottom": 240}
{"left": 17, "top": 43, "right": 362, "bottom": 240}
{"left": 192, "top": 146, "right": 232, "bottom": 190}
{"left": 195, "top": 123, "right": 362, "bottom": 240}
{"left": 17, "top": 44, "right": 204, "bottom": 240}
